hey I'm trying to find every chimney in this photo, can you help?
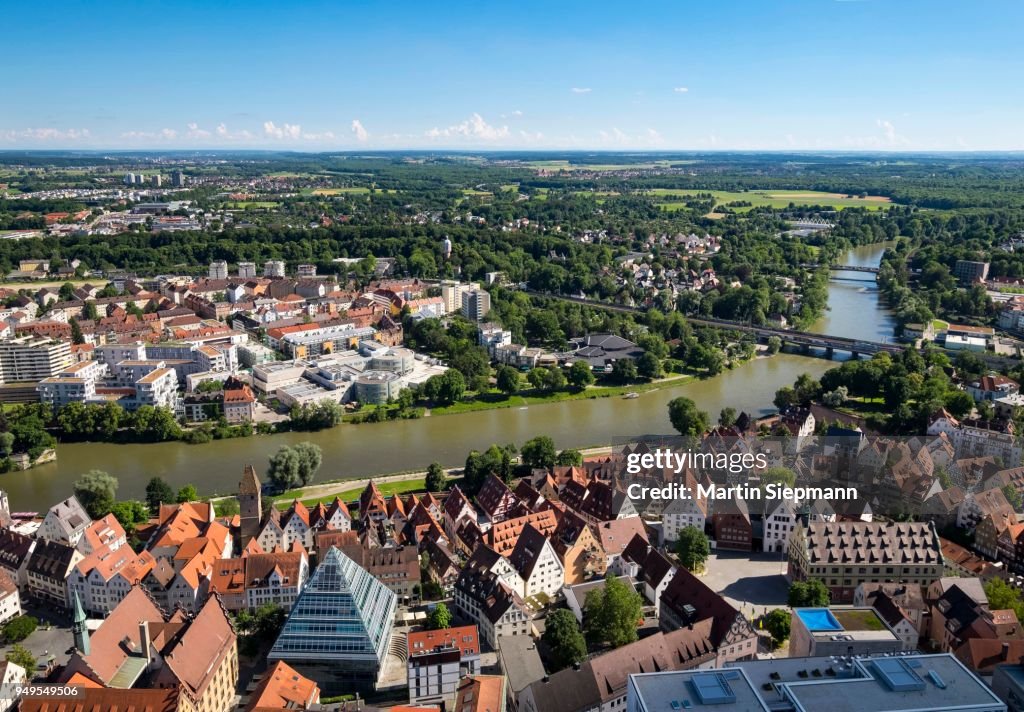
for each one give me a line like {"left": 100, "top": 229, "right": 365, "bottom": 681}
{"left": 1003, "top": 642, "right": 1011, "bottom": 661}
{"left": 139, "top": 621, "right": 152, "bottom": 663}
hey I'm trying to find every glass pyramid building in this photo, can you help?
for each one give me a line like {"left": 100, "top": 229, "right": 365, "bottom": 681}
{"left": 268, "top": 546, "right": 397, "bottom": 694}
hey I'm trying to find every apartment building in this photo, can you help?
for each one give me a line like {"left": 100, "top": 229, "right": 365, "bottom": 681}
{"left": 407, "top": 625, "right": 481, "bottom": 705}
{"left": 0, "top": 336, "right": 72, "bottom": 383}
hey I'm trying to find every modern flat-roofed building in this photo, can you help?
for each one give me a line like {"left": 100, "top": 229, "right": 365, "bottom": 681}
{"left": 0, "top": 336, "right": 73, "bottom": 384}
{"left": 264, "top": 260, "right": 286, "bottom": 278}
{"left": 626, "top": 653, "right": 1006, "bottom": 712}
{"left": 209, "top": 260, "right": 229, "bottom": 280}
{"left": 790, "top": 607, "right": 909, "bottom": 657}
{"left": 461, "top": 288, "right": 491, "bottom": 321}
{"left": 954, "top": 260, "right": 990, "bottom": 285}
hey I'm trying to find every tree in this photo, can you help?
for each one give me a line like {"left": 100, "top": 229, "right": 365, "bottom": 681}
{"left": 541, "top": 609, "right": 587, "bottom": 671}
{"left": 74, "top": 470, "right": 118, "bottom": 519}
{"left": 521, "top": 435, "right": 557, "bottom": 469}
{"left": 674, "top": 526, "right": 710, "bottom": 572}
{"left": 636, "top": 352, "right": 663, "bottom": 380}
{"left": 719, "top": 407, "right": 737, "bottom": 428}
{"left": 527, "top": 367, "right": 547, "bottom": 390}
{"left": 425, "top": 462, "right": 447, "bottom": 492}
{"left": 145, "top": 477, "right": 175, "bottom": 515}
{"left": 767, "top": 336, "right": 782, "bottom": 354}
{"left": 422, "top": 370, "right": 465, "bottom": 406}
{"left": 426, "top": 602, "right": 452, "bottom": 630}
{"left": 110, "top": 500, "right": 149, "bottom": 530}
{"left": 544, "top": 366, "right": 567, "bottom": 391}
{"left": 821, "top": 386, "right": 848, "bottom": 408}
{"left": 584, "top": 574, "right": 643, "bottom": 648}
{"left": 555, "top": 449, "right": 583, "bottom": 467}
{"left": 773, "top": 387, "right": 798, "bottom": 411}
{"left": 267, "top": 442, "right": 323, "bottom": 491}
{"left": 176, "top": 484, "right": 199, "bottom": 503}
{"left": 985, "top": 579, "right": 1024, "bottom": 622}
{"left": 567, "top": 360, "right": 595, "bottom": 389}
{"left": 788, "top": 580, "right": 830, "bottom": 607}
{"left": 611, "top": 358, "right": 639, "bottom": 384}
{"left": 2, "top": 615, "right": 38, "bottom": 643}
{"left": 5, "top": 643, "right": 35, "bottom": 672}
{"left": 216, "top": 498, "right": 241, "bottom": 517}
{"left": 69, "top": 317, "right": 84, "bottom": 345}
{"left": 763, "top": 608, "right": 791, "bottom": 648}
{"left": 496, "top": 366, "right": 521, "bottom": 396}
{"left": 667, "top": 397, "right": 709, "bottom": 437}
{"left": 1005, "top": 485, "right": 1023, "bottom": 511}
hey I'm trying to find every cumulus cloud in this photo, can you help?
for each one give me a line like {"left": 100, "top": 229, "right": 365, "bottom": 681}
{"left": 263, "top": 121, "right": 302, "bottom": 140}
{"left": 425, "top": 113, "right": 510, "bottom": 141}
{"left": 512, "top": 109, "right": 523, "bottom": 117}
{"left": 597, "top": 127, "right": 666, "bottom": 147}
{"left": 185, "top": 122, "right": 211, "bottom": 139}
{"left": 673, "top": 87, "right": 689, "bottom": 93}
{"left": 3, "top": 127, "right": 91, "bottom": 142}
{"left": 302, "top": 130, "right": 336, "bottom": 141}
{"left": 876, "top": 118, "right": 897, "bottom": 144}
{"left": 571, "top": 87, "right": 592, "bottom": 94}
{"left": 351, "top": 119, "right": 369, "bottom": 142}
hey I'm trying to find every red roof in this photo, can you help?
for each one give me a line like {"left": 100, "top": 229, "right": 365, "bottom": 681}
{"left": 407, "top": 624, "right": 479, "bottom": 658}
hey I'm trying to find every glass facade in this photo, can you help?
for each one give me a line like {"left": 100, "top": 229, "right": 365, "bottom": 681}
{"left": 269, "top": 547, "right": 396, "bottom": 674}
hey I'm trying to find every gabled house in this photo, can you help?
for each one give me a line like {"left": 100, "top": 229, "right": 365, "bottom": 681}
{"left": 38, "top": 496, "right": 91, "bottom": 546}
{"left": 507, "top": 524, "right": 564, "bottom": 600}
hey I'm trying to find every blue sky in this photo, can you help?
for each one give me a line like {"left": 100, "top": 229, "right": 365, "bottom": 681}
{"left": 3, "top": 0, "right": 1023, "bottom": 151}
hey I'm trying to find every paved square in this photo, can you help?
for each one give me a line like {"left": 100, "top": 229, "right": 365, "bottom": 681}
{"left": 701, "top": 550, "right": 790, "bottom": 617}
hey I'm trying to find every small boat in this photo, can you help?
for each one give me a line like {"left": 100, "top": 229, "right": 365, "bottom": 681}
{"left": 623, "top": 392, "right": 640, "bottom": 399}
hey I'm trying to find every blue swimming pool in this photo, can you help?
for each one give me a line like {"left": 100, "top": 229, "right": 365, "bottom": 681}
{"left": 795, "top": 608, "right": 844, "bottom": 631}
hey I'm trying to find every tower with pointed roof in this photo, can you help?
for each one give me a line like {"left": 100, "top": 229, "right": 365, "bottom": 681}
{"left": 71, "top": 590, "right": 89, "bottom": 656}
{"left": 238, "top": 465, "right": 263, "bottom": 548}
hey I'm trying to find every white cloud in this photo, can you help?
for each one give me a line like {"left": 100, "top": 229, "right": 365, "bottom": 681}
{"left": 512, "top": 109, "right": 523, "bottom": 117}
{"left": 351, "top": 119, "right": 369, "bottom": 142}
{"left": 519, "top": 130, "right": 544, "bottom": 143}
{"left": 3, "top": 127, "right": 91, "bottom": 142}
{"left": 673, "top": 87, "right": 689, "bottom": 93}
{"left": 216, "top": 123, "right": 229, "bottom": 137}
{"left": 263, "top": 121, "right": 302, "bottom": 140}
{"left": 425, "top": 113, "right": 510, "bottom": 142}
{"left": 302, "top": 130, "right": 335, "bottom": 141}
{"left": 876, "top": 118, "right": 897, "bottom": 144}
{"left": 571, "top": 87, "right": 592, "bottom": 94}
{"left": 185, "top": 122, "right": 211, "bottom": 139}
{"left": 160, "top": 128, "right": 178, "bottom": 139}
{"left": 596, "top": 127, "right": 664, "bottom": 147}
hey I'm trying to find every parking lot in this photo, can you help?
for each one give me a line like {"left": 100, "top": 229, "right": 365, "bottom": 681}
{"left": 701, "top": 549, "right": 790, "bottom": 617}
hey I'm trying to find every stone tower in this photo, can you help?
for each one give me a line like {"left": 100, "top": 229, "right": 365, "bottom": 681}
{"left": 238, "top": 464, "right": 262, "bottom": 548}
{"left": 0, "top": 489, "right": 10, "bottom": 528}
{"left": 72, "top": 590, "right": 90, "bottom": 656}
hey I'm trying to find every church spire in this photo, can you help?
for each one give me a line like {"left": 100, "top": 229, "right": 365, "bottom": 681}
{"left": 72, "top": 590, "right": 90, "bottom": 656}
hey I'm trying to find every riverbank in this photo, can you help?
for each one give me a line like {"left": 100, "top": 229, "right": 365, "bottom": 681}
{"left": 0, "top": 353, "right": 835, "bottom": 511}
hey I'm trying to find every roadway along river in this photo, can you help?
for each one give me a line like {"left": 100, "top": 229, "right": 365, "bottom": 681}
{"left": 0, "top": 243, "right": 894, "bottom": 512}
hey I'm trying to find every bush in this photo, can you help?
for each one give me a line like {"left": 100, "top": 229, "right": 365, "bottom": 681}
{"left": 2, "top": 615, "right": 38, "bottom": 643}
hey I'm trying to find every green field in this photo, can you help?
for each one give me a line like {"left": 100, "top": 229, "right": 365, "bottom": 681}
{"left": 226, "top": 201, "right": 280, "bottom": 209}
{"left": 305, "top": 187, "right": 396, "bottom": 196}
{"left": 275, "top": 477, "right": 427, "bottom": 509}
{"left": 650, "top": 188, "right": 893, "bottom": 212}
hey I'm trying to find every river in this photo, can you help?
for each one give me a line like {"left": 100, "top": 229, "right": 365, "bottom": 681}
{"left": 0, "top": 243, "right": 894, "bottom": 511}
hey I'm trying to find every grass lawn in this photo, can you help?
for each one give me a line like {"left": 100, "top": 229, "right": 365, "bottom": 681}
{"left": 461, "top": 189, "right": 493, "bottom": 197}
{"left": 274, "top": 477, "right": 428, "bottom": 509}
{"left": 650, "top": 188, "right": 893, "bottom": 212}
{"left": 932, "top": 319, "right": 950, "bottom": 330}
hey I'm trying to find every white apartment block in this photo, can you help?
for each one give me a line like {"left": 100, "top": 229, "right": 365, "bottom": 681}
{"left": 209, "top": 260, "right": 229, "bottom": 280}
{"left": 37, "top": 360, "right": 106, "bottom": 408}
{"left": 134, "top": 367, "right": 179, "bottom": 410}
{"left": 0, "top": 336, "right": 73, "bottom": 384}
{"left": 264, "top": 260, "right": 286, "bottom": 278}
